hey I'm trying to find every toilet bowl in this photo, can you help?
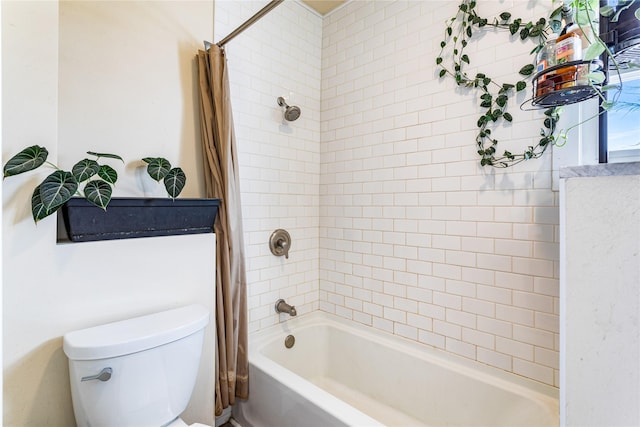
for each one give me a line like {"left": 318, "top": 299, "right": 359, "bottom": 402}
{"left": 63, "top": 304, "right": 212, "bottom": 427}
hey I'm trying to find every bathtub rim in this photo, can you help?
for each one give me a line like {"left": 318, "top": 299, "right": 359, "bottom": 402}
{"left": 248, "top": 311, "right": 559, "bottom": 424}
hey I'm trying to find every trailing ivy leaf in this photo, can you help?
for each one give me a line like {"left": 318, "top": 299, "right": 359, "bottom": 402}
{"left": 466, "top": 26, "right": 472, "bottom": 37}
{"left": 479, "top": 18, "right": 487, "bottom": 27}
{"left": 164, "top": 167, "right": 186, "bottom": 199}
{"left": 39, "top": 170, "right": 77, "bottom": 214}
{"left": 436, "top": 57, "right": 443, "bottom": 65}
{"left": 439, "top": 69, "right": 447, "bottom": 78}
{"left": 499, "top": 12, "right": 511, "bottom": 21}
{"left": 84, "top": 180, "right": 112, "bottom": 210}
{"left": 586, "top": 71, "right": 606, "bottom": 84}
{"left": 575, "top": 8, "right": 593, "bottom": 25}
{"left": 461, "top": 54, "right": 470, "bottom": 64}
{"left": 98, "top": 165, "right": 118, "bottom": 184}
{"left": 540, "top": 137, "right": 551, "bottom": 146}
{"left": 447, "top": 27, "right": 452, "bottom": 36}
{"left": 509, "top": 22, "right": 520, "bottom": 35}
{"left": 496, "top": 95, "right": 508, "bottom": 107}
{"left": 441, "top": 41, "right": 446, "bottom": 48}
{"left": 462, "top": 39, "right": 468, "bottom": 47}
{"left": 520, "top": 27, "right": 530, "bottom": 39}
{"left": 600, "top": 5, "right": 614, "bottom": 17}
{"left": 459, "top": 3, "right": 467, "bottom": 12}
{"left": 550, "top": 5, "right": 563, "bottom": 19}
{"left": 476, "top": 73, "right": 486, "bottom": 79}
{"left": 544, "top": 118, "right": 552, "bottom": 128}
{"left": 469, "top": 1, "right": 476, "bottom": 9}
{"left": 3, "top": 145, "right": 48, "bottom": 177}
{"left": 529, "top": 28, "right": 541, "bottom": 37}
{"left": 483, "top": 77, "right": 491, "bottom": 86}
{"left": 454, "top": 48, "right": 458, "bottom": 55}
{"left": 504, "top": 112, "right": 513, "bottom": 122}
{"left": 502, "top": 83, "right": 515, "bottom": 91}
{"left": 143, "top": 157, "right": 171, "bottom": 181}
{"left": 584, "top": 42, "right": 606, "bottom": 60}
{"left": 518, "top": 64, "right": 535, "bottom": 76}
{"left": 480, "top": 100, "right": 492, "bottom": 108}
{"left": 72, "top": 159, "right": 100, "bottom": 182}
{"left": 86, "top": 151, "right": 124, "bottom": 163}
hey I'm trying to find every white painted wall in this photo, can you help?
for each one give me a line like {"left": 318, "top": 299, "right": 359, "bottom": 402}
{"left": 2, "top": 1, "right": 216, "bottom": 426}
{"left": 58, "top": 1, "right": 207, "bottom": 198}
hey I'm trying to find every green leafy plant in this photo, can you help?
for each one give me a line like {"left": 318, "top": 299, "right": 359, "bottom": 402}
{"left": 142, "top": 157, "right": 187, "bottom": 199}
{"left": 436, "top": 0, "right": 639, "bottom": 168}
{"left": 437, "top": 1, "right": 562, "bottom": 167}
{"left": 3, "top": 146, "right": 186, "bottom": 223}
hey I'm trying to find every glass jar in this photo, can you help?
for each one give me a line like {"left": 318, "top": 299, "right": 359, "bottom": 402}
{"left": 536, "top": 35, "right": 558, "bottom": 74}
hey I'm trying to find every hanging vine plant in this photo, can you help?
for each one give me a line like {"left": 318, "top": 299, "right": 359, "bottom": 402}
{"left": 436, "top": 0, "right": 565, "bottom": 168}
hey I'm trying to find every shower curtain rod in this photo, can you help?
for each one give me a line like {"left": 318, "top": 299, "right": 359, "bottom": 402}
{"left": 211, "top": 0, "right": 285, "bottom": 48}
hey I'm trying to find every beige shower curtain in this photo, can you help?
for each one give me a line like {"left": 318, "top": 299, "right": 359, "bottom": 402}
{"left": 196, "top": 45, "right": 249, "bottom": 416}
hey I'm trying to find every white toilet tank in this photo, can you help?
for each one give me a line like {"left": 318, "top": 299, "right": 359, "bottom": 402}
{"left": 63, "top": 304, "right": 210, "bottom": 427}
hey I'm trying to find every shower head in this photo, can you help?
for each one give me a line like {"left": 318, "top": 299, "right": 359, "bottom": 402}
{"left": 277, "top": 96, "right": 301, "bottom": 121}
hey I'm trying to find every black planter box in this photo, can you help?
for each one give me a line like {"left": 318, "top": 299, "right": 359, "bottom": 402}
{"left": 61, "top": 197, "right": 220, "bottom": 242}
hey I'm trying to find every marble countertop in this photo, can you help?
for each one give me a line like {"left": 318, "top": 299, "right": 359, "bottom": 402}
{"left": 560, "top": 161, "right": 640, "bottom": 179}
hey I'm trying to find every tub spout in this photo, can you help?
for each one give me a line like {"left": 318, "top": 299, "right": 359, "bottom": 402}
{"left": 275, "top": 299, "right": 297, "bottom": 316}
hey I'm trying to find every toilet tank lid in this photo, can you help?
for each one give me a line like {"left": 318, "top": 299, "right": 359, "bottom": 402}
{"left": 63, "top": 304, "right": 210, "bottom": 360}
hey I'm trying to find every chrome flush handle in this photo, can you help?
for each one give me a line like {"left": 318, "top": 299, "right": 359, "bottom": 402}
{"left": 81, "top": 367, "right": 113, "bottom": 382}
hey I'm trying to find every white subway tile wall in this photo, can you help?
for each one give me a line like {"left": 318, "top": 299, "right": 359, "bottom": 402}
{"left": 215, "top": 1, "right": 323, "bottom": 331}
{"left": 216, "top": 0, "right": 560, "bottom": 387}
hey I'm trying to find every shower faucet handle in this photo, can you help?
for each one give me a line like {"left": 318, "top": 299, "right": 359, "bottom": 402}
{"left": 278, "top": 239, "right": 289, "bottom": 258}
{"left": 269, "top": 229, "right": 291, "bottom": 259}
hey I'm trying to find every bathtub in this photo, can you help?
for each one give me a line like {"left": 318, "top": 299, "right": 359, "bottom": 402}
{"left": 233, "top": 312, "right": 559, "bottom": 427}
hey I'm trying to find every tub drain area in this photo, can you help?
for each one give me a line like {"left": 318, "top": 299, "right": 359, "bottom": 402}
{"left": 284, "top": 334, "right": 295, "bottom": 348}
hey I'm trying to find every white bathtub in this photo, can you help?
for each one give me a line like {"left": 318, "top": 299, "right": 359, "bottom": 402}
{"left": 233, "top": 312, "right": 559, "bottom": 427}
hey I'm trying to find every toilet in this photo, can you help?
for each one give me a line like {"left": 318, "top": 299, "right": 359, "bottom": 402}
{"left": 63, "top": 304, "right": 212, "bottom": 427}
